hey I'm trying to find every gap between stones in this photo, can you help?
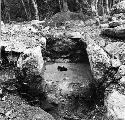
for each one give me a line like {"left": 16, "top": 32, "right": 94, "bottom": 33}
{"left": 0, "top": 36, "right": 120, "bottom": 119}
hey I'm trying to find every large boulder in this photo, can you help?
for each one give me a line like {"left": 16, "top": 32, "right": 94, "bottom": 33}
{"left": 112, "top": 13, "right": 125, "bottom": 21}
{"left": 105, "top": 42, "right": 125, "bottom": 55}
{"left": 109, "top": 20, "right": 125, "bottom": 28}
{"left": 16, "top": 46, "right": 45, "bottom": 97}
{"left": 17, "top": 46, "right": 45, "bottom": 76}
{"left": 86, "top": 43, "right": 111, "bottom": 82}
{"left": 105, "top": 42, "right": 125, "bottom": 65}
{"left": 101, "top": 25, "right": 125, "bottom": 39}
{"left": 105, "top": 86, "right": 125, "bottom": 120}
{"left": 110, "top": 0, "right": 125, "bottom": 15}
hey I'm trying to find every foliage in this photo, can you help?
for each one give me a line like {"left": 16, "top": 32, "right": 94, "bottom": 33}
{"left": 1, "top": 0, "right": 94, "bottom": 22}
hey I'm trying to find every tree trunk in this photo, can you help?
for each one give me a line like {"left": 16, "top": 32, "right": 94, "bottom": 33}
{"left": 27, "top": 0, "right": 32, "bottom": 20}
{"left": 79, "top": 0, "right": 90, "bottom": 13}
{"left": 108, "top": 0, "right": 113, "bottom": 11}
{"left": 100, "top": 0, "right": 104, "bottom": 16}
{"left": 59, "top": 0, "right": 62, "bottom": 12}
{"left": 102, "top": 0, "right": 105, "bottom": 16}
{"left": 60, "top": 0, "right": 69, "bottom": 12}
{"left": 21, "top": 0, "right": 29, "bottom": 20}
{"left": 91, "top": 0, "right": 98, "bottom": 16}
{"left": 76, "top": 0, "right": 82, "bottom": 12}
{"left": 105, "top": 0, "right": 109, "bottom": 14}
{"left": 31, "top": 0, "right": 39, "bottom": 20}
{"left": 3, "top": 0, "right": 10, "bottom": 23}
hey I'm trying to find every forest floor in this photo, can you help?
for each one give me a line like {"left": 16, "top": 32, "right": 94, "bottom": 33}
{"left": 0, "top": 13, "right": 119, "bottom": 120}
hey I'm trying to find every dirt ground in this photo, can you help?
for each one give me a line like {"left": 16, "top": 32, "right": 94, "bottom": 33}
{"left": 0, "top": 18, "right": 113, "bottom": 120}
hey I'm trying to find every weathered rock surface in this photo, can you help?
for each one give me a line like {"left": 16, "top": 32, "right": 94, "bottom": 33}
{"left": 0, "top": 94, "right": 55, "bottom": 120}
{"left": 105, "top": 87, "right": 125, "bottom": 120}
{"left": 118, "top": 65, "right": 125, "bottom": 76}
{"left": 110, "top": 56, "right": 122, "bottom": 68}
{"left": 17, "top": 46, "right": 45, "bottom": 76}
{"left": 64, "top": 31, "right": 83, "bottom": 38}
{"left": 112, "top": 13, "right": 125, "bottom": 20}
{"left": 109, "top": 20, "right": 125, "bottom": 28}
{"left": 105, "top": 42, "right": 125, "bottom": 65}
{"left": 101, "top": 25, "right": 125, "bottom": 39}
{"left": 2, "top": 19, "right": 125, "bottom": 120}
{"left": 10, "top": 46, "right": 46, "bottom": 101}
{"left": 120, "top": 76, "right": 125, "bottom": 84}
{"left": 31, "top": 20, "right": 45, "bottom": 26}
{"left": 104, "top": 43, "right": 125, "bottom": 119}
{"left": 105, "top": 42, "right": 125, "bottom": 55}
{"left": 1, "top": 21, "right": 4, "bottom": 26}
{"left": 100, "top": 23, "right": 109, "bottom": 28}
{"left": 1, "top": 23, "right": 46, "bottom": 53}
{"left": 110, "top": 0, "right": 125, "bottom": 15}
{"left": 86, "top": 43, "right": 111, "bottom": 81}
{"left": 1, "top": 22, "right": 8, "bottom": 33}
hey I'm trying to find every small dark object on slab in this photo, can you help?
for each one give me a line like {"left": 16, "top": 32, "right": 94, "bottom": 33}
{"left": 57, "top": 66, "right": 67, "bottom": 71}
{"left": 0, "top": 46, "right": 9, "bottom": 66}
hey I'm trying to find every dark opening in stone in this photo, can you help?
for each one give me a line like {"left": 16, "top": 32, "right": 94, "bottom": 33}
{"left": 0, "top": 38, "right": 100, "bottom": 120}
{"left": 43, "top": 37, "right": 95, "bottom": 119}
{"left": 0, "top": 46, "right": 21, "bottom": 67}
{"left": 43, "top": 37, "right": 92, "bottom": 87}
{"left": 44, "top": 37, "right": 89, "bottom": 63}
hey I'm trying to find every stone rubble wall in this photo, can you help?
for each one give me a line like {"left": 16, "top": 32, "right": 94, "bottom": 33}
{"left": 1, "top": 14, "right": 125, "bottom": 119}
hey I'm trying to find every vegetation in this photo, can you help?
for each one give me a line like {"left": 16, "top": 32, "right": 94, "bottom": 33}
{"left": 1, "top": 0, "right": 124, "bottom": 22}
{"left": 1, "top": 0, "right": 125, "bottom": 120}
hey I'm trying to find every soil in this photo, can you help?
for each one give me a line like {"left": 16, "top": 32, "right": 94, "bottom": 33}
{"left": 0, "top": 14, "right": 114, "bottom": 120}
{"left": 44, "top": 62, "right": 92, "bottom": 88}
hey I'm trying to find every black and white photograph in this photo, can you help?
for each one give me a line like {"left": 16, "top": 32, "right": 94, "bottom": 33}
{"left": 1, "top": 0, "right": 125, "bottom": 119}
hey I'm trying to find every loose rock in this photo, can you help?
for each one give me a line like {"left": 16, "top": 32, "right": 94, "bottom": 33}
{"left": 118, "top": 65, "right": 125, "bottom": 76}
{"left": 108, "top": 20, "right": 125, "bottom": 28}
{"left": 105, "top": 89, "right": 125, "bottom": 120}
{"left": 104, "top": 42, "right": 125, "bottom": 63}
{"left": 110, "top": 57, "right": 121, "bottom": 68}
{"left": 120, "top": 76, "right": 125, "bottom": 84}
{"left": 17, "top": 46, "right": 45, "bottom": 76}
{"left": 110, "top": 0, "right": 125, "bottom": 16}
{"left": 101, "top": 26, "right": 125, "bottom": 39}
{"left": 86, "top": 43, "right": 111, "bottom": 81}
{"left": 65, "top": 31, "right": 82, "bottom": 38}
